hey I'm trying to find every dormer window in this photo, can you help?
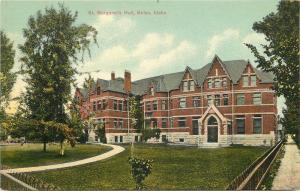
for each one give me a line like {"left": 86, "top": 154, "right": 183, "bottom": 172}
{"left": 250, "top": 75, "right": 256, "bottom": 86}
{"left": 182, "top": 80, "right": 195, "bottom": 92}
{"left": 208, "top": 80, "right": 213, "bottom": 89}
{"left": 215, "top": 79, "right": 221, "bottom": 88}
{"left": 96, "top": 86, "right": 101, "bottom": 95}
{"left": 150, "top": 87, "right": 154, "bottom": 96}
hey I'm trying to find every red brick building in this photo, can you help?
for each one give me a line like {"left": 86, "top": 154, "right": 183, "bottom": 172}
{"left": 75, "top": 55, "right": 277, "bottom": 146}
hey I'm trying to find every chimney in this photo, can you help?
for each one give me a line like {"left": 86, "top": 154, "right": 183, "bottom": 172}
{"left": 111, "top": 71, "right": 115, "bottom": 80}
{"left": 124, "top": 70, "right": 131, "bottom": 92}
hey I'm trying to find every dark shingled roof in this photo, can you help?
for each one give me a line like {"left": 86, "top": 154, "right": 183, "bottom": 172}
{"left": 79, "top": 58, "right": 275, "bottom": 95}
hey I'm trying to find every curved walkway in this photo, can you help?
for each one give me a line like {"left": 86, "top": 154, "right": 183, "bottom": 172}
{"left": 1, "top": 144, "right": 124, "bottom": 174}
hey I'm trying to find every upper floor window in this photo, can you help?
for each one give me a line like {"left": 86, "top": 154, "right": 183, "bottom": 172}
{"left": 214, "top": 95, "right": 221, "bottom": 106}
{"left": 150, "top": 87, "right": 154, "bottom": 96}
{"left": 215, "top": 79, "right": 221, "bottom": 88}
{"left": 193, "top": 96, "right": 201, "bottom": 107}
{"left": 152, "top": 119, "right": 158, "bottom": 128}
{"left": 153, "top": 100, "right": 158, "bottom": 110}
{"left": 178, "top": 117, "right": 186, "bottom": 127}
{"left": 113, "top": 100, "right": 118, "bottom": 110}
{"left": 96, "top": 87, "right": 101, "bottom": 95}
{"left": 118, "top": 100, "right": 123, "bottom": 111}
{"left": 236, "top": 94, "right": 245, "bottom": 105}
{"left": 182, "top": 80, "right": 195, "bottom": 92}
{"left": 161, "top": 100, "right": 167, "bottom": 110}
{"left": 208, "top": 80, "right": 213, "bottom": 89}
{"left": 222, "top": 78, "right": 227, "bottom": 87}
{"left": 223, "top": 94, "right": 229, "bottom": 105}
{"left": 113, "top": 119, "right": 118, "bottom": 128}
{"left": 207, "top": 95, "right": 213, "bottom": 106}
{"left": 162, "top": 118, "right": 167, "bottom": 128}
{"left": 97, "top": 101, "right": 102, "bottom": 110}
{"left": 179, "top": 98, "right": 186, "bottom": 108}
{"left": 253, "top": 93, "right": 262, "bottom": 105}
{"left": 119, "top": 119, "right": 123, "bottom": 129}
{"left": 146, "top": 101, "right": 151, "bottom": 111}
{"left": 250, "top": 75, "right": 257, "bottom": 86}
{"left": 243, "top": 76, "right": 249, "bottom": 87}
{"left": 93, "top": 101, "right": 97, "bottom": 111}
{"left": 183, "top": 81, "right": 188, "bottom": 92}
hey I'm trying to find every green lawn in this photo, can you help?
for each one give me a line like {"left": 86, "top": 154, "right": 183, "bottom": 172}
{"left": 30, "top": 144, "right": 268, "bottom": 190}
{"left": 0, "top": 143, "right": 111, "bottom": 168}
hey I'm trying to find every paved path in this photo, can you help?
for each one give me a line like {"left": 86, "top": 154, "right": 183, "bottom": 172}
{"left": 1, "top": 144, "right": 124, "bottom": 174}
{"left": 272, "top": 135, "right": 300, "bottom": 190}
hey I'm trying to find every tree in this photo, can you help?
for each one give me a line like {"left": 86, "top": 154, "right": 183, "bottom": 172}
{"left": 10, "top": 118, "right": 75, "bottom": 155}
{"left": 18, "top": 4, "right": 97, "bottom": 150}
{"left": 0, "top": 31, "right": 16, "bottom": 117}
{"left": 128, "top": 95, "right": 161, "bottom": 142}
{"left": 128, "top": 157, "right": 153, "bottom": 190}
{"left": 245, "top": 1, "right": 300, "bottom": 137}
{"left": 68, "top": 98, "right": 85, "bottom": 142}
{"left": 95, "top": 121, "right": 106, "bottom": 143}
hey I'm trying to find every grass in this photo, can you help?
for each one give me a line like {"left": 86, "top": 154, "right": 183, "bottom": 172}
{"left": 30, "top": 144, "right": 268, "bottom": 190}
{"left": 0, "top": 143, "right": 111, "bottom": 168}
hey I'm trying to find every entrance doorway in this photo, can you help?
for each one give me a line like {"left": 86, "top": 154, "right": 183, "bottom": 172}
{"left": 207, "top": 116, "right": 218, "bottom": 143}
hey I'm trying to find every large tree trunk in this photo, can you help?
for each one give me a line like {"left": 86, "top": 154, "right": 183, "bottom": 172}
{"left": 60, "top": 140, "right": 65, "bottom": 156}
{"left": 43, "top": 141, "right": 47, "bottom": 152}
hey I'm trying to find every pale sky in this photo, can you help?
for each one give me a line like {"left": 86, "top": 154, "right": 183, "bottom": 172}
{"left": 0, "top": 0, "right": 285, "bottom": 115}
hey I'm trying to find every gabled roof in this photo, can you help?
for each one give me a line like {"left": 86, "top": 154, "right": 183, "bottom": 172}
{"left": 79, "top": 57, "right": 275, "bottom": 96}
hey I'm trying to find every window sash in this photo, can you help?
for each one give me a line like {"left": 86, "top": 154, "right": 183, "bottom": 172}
{"left": 178, "top": 118, "right": 186, "bottom": 127}
{"left": 236, "top": 94, "right": 245, "bottom": 105}
{"left": 113, "top": 100, "right": 118, "bottom": 110}
{"left": 189, "top": 80, "right": 195, "bottom": 91}
{"left": 153, "top": 101, "right": 158, "bottom": 110}
{"left": 162, "top": 118, "right": 167, "bottom": 128}
{"left": 243, "top": 76, "right": 249, "bottom": 87}
{"left": 161, "top": 100, "right": 167, "bottom": 110}
{"left": 223, "top": 94, "right": 229, "bottom": 105}
{"left": 179, "top": 98, "right": 186, "bottom": 108}
{"left": 236, "top": 118, "right": 245, "bottom": 134}
{"left": 253, "top": 117, "right": 262, "bottom": 134}
{"left": 250, "top": 75, "right": 256, "bottom": 86}
{"left": 183, "top": 81, "right": 188, "bottom": 91}
{"left": 214, "top": 95, "right": 221, "bottom": 106}
{"left": 253, "top": 93, "right": 262, "bottom": 105}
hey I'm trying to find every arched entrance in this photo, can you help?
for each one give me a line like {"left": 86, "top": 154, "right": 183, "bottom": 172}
{"left": 207, "top": 116, "right": 218, "bottom": 142}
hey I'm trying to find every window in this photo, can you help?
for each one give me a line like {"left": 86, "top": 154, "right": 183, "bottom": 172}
{"left": 119, "top": 119, "right": 123, "bottom": 129}
{"left": 222, "top": 78, "right": 227, "bottom": 87}
{"left": 135, "top": 136, "right": 139, "bottom": 142}
{"left": 192, "top": 117, "right": 199, "bottom": 135}
{"left": 179, "top": 138, "right": 184, "bottom": 143}
{"left": 97, "top": 101, "right": 102, "bottom": 110}
{"left": 170, "top": 118, "right": 174, "bottom": 128}
{"left": 223, "top": 94, "right": 229, "bottom": 105}
{"left": 118, "top": 100, "right": 123, "bottom": 111}
{"left": 162, "top": 135, "right": 167, "bottom": 142}
{"left": 179, "top": 98, "right": 186, "bottom": 108}
{"left": 152, "top": 119, "right": 157, "bottom": 128}
{"left": 93, "top": 101, "right": 97, "bottom": 111}
{"left": 178, "top": 117, "right": 186, "bottom": 127}
{"left": 113, "top": 100, "right": 118, "bottom": 110}
{"left": 236, "top": 116, "right": 245, "bottom": 134}
{"left": 96, "top": 86, "right": 101, "bottom": 95}
{"left": 243, "top": 76, "right": 249, "bottom": 87}
{"left": 114, "top": 136, "right": 118, "bottom": 143}
{"left": 189, "top": 80, "right": 195, "bottom": 91}
{"left": 153, "top": 100, "right": 158, "bottom": 110}
{"left": 236, "top": 94, "right": 245, "bottom": 105}
{"left": 183, "top": 81, "right": 188, "bottom": 92}
{"left": 253, "top": 93, "right": 262, "bottom": 105}
{"left": 113, "top": 119, "right": 118, "bottom": 128}
{"left": 253, "top": 115, "right": 262, "bottom": 134}
{"left": 193, "top": 96, "right": 201, "bottom": 107}
{"left": 119, "top": 136, "right": 123, "bottom": 143}
{"left": 250, "top": 75, "right": 256, "bottom": 86}
{"left": 215, "top": 79, "right": 221, "bottom": 88}
{"left": 208, "top": 79, "right": 213, "bottom": 89}
{"left": 214, "top": 95, "right": 221, "bottom": 106}
{"left": 162, "top": 118, "right": 167, "bottom": 128}
{"left": 161, "top": 100, "right": 167, "bottom": 110}
{"left": 207, "top": 95, "right": 213, "bottom": 106}
{"left": 150, "top": 87, "right": 154, "bottom": 96}
{"left": 123, "top": 100, "right": 127, "bottom": 111}
{"left": 103, "top": 100, "right": 107, "bottom": 109}
{"left": 146, "top": 101, "right": 151, "bottom": 111}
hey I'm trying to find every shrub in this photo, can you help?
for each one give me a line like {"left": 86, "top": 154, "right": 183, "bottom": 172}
{"left": 128, "top": 157, "right": 153, "bottom": 190}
